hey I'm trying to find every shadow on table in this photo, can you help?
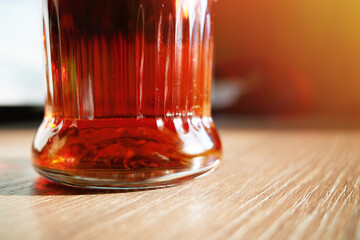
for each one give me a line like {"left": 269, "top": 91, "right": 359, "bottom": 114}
{"left": 32, "top": 177, "right": 154, "bottom": 196}
{"left": 0, "top": 176, "right": 158, "bottom": 196}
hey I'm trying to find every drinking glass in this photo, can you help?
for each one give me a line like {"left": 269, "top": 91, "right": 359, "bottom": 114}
{"left": 32, "top": 0, "right": 222, "bottom": 189}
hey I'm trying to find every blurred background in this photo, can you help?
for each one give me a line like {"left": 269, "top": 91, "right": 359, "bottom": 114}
{"left": 0, "top": 0, "right": 43, "bottom": 106}
{"left": 0, "top": 0, "right": 43, "bottom": 122}
{"left": 214, "top": 0, "right": 360, "bottom": 119}
{"left": 1, "top": 0, "right": 360, "bottom": 123}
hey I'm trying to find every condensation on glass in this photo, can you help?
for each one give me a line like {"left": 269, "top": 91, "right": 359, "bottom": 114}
{"left": 32, "top": 0, "right": 222, "bottom": 189}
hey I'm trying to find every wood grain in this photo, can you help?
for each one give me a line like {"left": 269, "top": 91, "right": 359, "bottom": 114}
{"left": 1, "top": 119, "right": 360, "bottom": 240}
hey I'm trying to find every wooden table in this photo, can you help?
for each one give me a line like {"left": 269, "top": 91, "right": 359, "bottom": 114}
{"left": 1, "top": 117, "right": 360, "bottom": 240}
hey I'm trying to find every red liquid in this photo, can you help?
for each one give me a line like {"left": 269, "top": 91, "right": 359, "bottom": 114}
{"left": 33, "top": 0, "right": 221, "bottom": 188}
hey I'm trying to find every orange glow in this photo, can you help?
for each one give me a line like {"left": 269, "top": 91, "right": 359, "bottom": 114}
{"left": 184, "top": 9, "right": 189, "bottom": 19}
{"left": 176, "top": 0, "right": 191, "bottom": 19}
{"left": 44, "top": 111, "right": 53, "bottom": 119}
{"left": 62, "top": 66, "right": 67, "bottom": 83}
{"left": 215, "top": 0, "right": 360, "bottom": 116}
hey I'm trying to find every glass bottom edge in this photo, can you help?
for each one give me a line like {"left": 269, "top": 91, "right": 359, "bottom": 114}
{"left": 33, "top": 160, "right": 220, "bottom": 190}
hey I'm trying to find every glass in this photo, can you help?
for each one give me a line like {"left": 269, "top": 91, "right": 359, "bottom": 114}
{"left": 32, "top": 0, "right": 222, "bottom": 189}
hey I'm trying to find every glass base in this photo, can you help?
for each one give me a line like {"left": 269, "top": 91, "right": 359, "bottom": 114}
{"left": 32, "top": 117, "right": 222, "bottom": 189}
{"left": 33, "top": 160, "right": 220, "bottom": 190}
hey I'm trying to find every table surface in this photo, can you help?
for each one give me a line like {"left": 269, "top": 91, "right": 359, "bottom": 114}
{"left": 1, "top": 117, "right": 360, "bottom": 240}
